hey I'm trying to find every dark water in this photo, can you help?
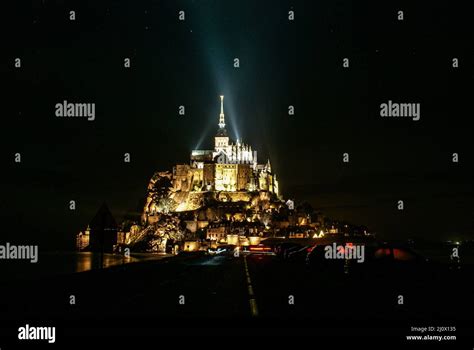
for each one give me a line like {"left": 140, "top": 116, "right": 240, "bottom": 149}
{"left": 0, "top": 252, "right": 170, "bottom": 280}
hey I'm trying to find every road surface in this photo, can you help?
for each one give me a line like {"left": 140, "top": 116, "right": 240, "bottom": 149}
{"left": 0, "top": 252, "right": 473, "bottom": 343}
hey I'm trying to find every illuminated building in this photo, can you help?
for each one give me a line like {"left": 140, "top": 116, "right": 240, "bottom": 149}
{"left": 144, "top": 95, "right": 280, "bottom": 215}
{"left": 76, "top": 225, "right": 90, "bottom": 251}
{"left": 181, "top": 95, "right": 278, "bottom": 194}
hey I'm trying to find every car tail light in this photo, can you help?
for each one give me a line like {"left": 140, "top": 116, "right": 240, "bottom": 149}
{"left": 249, "top": 246, "right": 271, "bottom": 252}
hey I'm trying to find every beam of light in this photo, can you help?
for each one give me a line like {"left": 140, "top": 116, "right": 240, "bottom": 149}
{"left": 192, "top": 5, "right": 242, "bottom": 143}
{"left": 194, "top": 89, "right": 241, "bottom": 149}
{"left": 203, "top": 49, "right": 241, "bottom": 140}
{"left": 193, "top": 122, "right": 214, "bottom": 150}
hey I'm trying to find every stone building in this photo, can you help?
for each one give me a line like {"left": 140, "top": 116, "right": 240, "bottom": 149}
{"left": 143, "top": 95, "right": 280, "bottom": 216}
{"left": 187, "top": 95, "right": 278, "bottom": 194}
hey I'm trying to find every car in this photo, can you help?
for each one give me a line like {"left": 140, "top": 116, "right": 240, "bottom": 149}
{"left": 274, "top": 242, "right": 303, "bottom": 259}
{"left": 305, "top": 244, "right": 346, "bottom": 271}
{"left": 286, "top": 244, "right": 313, "bottom": 262}
{"left": 306, "top": 240, "right": 430, "bottom": 279}
{"left": 361, "top": 243, "right": 430, "bottom": 277}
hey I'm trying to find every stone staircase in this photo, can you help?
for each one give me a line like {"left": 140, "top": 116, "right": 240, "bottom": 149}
{"left": 128, "top": 225, "right": 155, "bottom": 246}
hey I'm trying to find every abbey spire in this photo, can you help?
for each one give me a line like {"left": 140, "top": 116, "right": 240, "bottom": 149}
{"left": 218, "top": 95, "right": 225, "bottom": 129}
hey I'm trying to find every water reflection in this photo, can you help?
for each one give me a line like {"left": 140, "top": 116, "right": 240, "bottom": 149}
{"left": 1, "top": 252, "right": 169, "bottom": 280}
{"left": 75, "top": 252, "right": 138, "bottom": 273}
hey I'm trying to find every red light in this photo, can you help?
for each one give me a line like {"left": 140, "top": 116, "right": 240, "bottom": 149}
{"left": 249, "top": 245, "right": 271, "bottom": 252}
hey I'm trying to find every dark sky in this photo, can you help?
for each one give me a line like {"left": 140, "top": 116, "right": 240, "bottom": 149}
{"left": 3, "top": 0, "right": 473, "bottom": 250}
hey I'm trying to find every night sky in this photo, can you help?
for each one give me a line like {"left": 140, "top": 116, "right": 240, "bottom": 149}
{"left": 3, "top": 0, "right": 473, "bottom": 250}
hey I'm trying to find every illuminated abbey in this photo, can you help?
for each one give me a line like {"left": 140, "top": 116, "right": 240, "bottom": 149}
{"left": 189, "top": 95, "right": 278, "bottom": 194}
{"left": 76, "top": 96, "right": 367, "bottom": 253}
{"left": 143, "top": 96, "right": 279, "bottom": 215}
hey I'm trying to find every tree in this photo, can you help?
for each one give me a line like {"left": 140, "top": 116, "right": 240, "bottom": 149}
{"left": 150, "top": 175, "right": 175, "bottom": 213}
{"left": 156, "top": 197, "right": 176, "bottom": 214}
{"left": 151, "top": 176, "right": 172, "bottom": 198}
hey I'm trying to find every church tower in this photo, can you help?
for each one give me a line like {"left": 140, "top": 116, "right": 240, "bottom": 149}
{"left": 215, "top": 95, "right": 229, "bottom": 153}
